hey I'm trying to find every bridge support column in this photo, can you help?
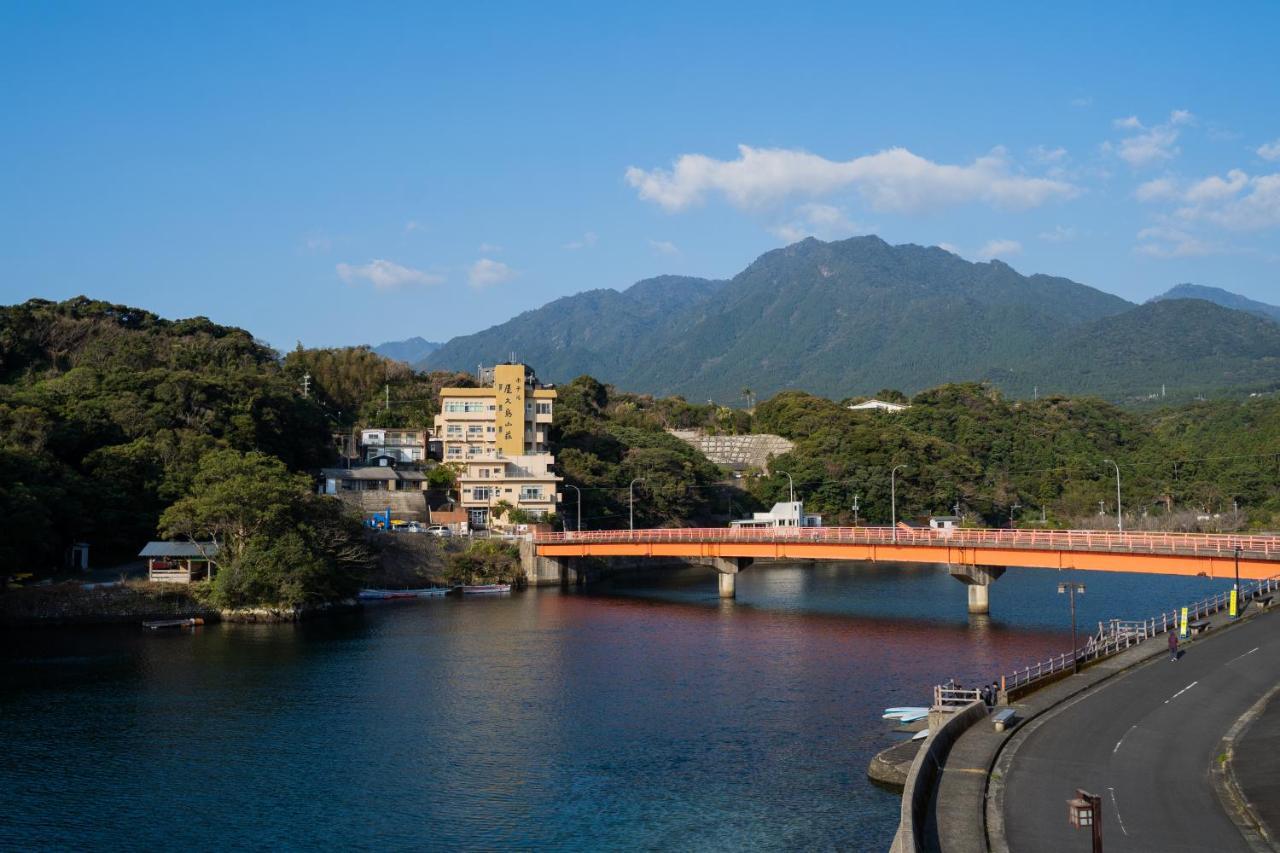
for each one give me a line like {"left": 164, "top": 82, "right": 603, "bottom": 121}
{"left": 949, "top": 564, "right": 1005, "bottom": 615}
{"left": 706, "top": 556, "right": 753, "bottom": 599}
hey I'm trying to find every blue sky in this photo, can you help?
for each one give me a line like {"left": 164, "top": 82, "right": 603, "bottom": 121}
{"left": 3, "top": 2, "right": 1279, "bottom": 350}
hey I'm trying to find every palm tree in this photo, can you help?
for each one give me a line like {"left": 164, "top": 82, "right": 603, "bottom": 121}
{"left": 742, "top": 387, "right": 754, "bottom": 409}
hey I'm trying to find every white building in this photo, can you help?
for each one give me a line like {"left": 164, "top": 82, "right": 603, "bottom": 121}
{"left": 360, "top": 428, "right": 429, "bottom": 464}
{"left": 847, "top": 398, "right": 910, "bottom": 413}
{"left": 730, "top": 501, "right": 823, "bottom": 529}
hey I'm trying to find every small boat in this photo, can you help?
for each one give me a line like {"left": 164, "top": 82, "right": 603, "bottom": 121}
{"left": 459, "top": 583, "right": 512, "bottom": 595}
{"left": 883, "top": 706, "right": 929, "bottom": 721}
{"left": 143, "top": 617, "right": 204, "bottom": 630}
{"left": 358, "top": 588, "right": 449, "bottom": 600}
{"left": 911, "top": 729, "right": 929, "bottom": 741}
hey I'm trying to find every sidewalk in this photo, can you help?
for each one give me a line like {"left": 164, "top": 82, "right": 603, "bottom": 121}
{"left": 925, "top": 601, "right": 1257, "bottom": 853}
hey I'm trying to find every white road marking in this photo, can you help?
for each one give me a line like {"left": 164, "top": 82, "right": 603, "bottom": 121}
{"left": 1228, "top": 647, "right": 1260, "bottom": 665}
{"left": 1108, "top": 786, "right": 1129, "bottom": 837}
{"left": 1113, "top": 724, "right": 1138, "bottom": 754}
{"left": 1164, "top": 681, "right": 1198, "bottom": 704}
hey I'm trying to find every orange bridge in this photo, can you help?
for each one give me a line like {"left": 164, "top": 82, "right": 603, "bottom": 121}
{"left": 533, "top": 527, "right": 1280, "bottom": 609}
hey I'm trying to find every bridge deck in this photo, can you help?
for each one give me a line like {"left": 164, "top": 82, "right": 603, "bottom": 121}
{"left": 534, "top": 527, "right": 1280, "bottom": 578}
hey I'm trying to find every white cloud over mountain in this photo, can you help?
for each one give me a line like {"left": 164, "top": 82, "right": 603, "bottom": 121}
{"left": 625, "top": 144, "right": 1077, "bottom": 214}
{"left": 336, "top": 259, "right": 443, "bottom": 290}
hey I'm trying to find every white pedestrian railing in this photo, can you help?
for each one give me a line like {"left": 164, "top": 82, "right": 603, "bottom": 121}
{"left": 938, "top": 574, "right": 1280, "bottom": 703}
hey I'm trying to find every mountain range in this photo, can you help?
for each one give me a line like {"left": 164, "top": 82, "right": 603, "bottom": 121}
{"left": 402, "top": 236, "right": 1280, "bottom": 403}
{"left": 1150, "top": 283, "right": 1280, "bottom": 323}
{"left": 372, "top": 336, "right": 441, "bottom": 365}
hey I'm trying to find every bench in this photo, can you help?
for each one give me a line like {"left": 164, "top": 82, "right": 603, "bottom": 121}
{"left": 992, "top": 708, "right": 1017, "bottom": 732}
{"left": 1188, "top": 619, "right": 1211, "bottom": 636}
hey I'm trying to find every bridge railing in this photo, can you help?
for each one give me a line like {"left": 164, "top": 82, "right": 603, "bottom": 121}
{"left": 536, "top": 525, "right": 1280, "bottom": 560}
{"left": 933, "top": 686, "right": 983, "bottom": 709}
{"left": 994, "top": 574, "right": 1280, "bottom": 698}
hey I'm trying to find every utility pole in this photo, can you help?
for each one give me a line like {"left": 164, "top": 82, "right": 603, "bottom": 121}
{"left": 384, "top": 384, "right": 390, "bottom": 414}
{"left": 1010, "top": 502, "right": 1021, "bottom": 529}
{"left": 851, "top": 494, "right": 860, "bottom": 527}
{"left": 1103, "top": 459, "right": 1123, "bottom": 532}
{"left": 1233, "top": 545, "right": 1242, "bottom": 618}
{"left": 301, "top": 372, "right": 311, "bottom": 398}
{"left": 778, "top": 470, "right": 796, "bottom": 503}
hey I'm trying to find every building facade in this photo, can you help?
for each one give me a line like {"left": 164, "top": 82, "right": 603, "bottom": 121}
{"left": 360, "top": 428, "right": 429, "bottom": 464}
{"left": 434, "top": 363, "right": 560, "bottom": 529}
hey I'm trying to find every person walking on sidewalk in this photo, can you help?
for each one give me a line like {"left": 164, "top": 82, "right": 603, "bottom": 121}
{"left": 1169, "top": 630, "right": 1179, "bottom": 662}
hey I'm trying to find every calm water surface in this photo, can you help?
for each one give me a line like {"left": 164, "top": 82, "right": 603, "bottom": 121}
{"left": 0, "top": 562, "right": 1235, "bottom": 850}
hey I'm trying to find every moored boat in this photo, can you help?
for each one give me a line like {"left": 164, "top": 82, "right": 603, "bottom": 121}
{"left": 459, "top": 583, "right": 512, "bottom": 594}
{"left": 358, "top": 588, "right": 449, "bottom": 600}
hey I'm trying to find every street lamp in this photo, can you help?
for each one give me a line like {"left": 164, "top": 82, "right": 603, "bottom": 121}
{"left": 1059, "top": 581, "right": 1086, "bottom": 673}
{"left": 565, "top": 484, "right": 582, "bottom": 533}
{"left": 629, "top": 477, "right": 646, "bottom": 532}
{"left": 891, "top": 464, "right": 906, "bottom": 540}
{"left": 1010, "top": 502, "right": 1022, "bottom": 529}
{"left": 777, "top": 470, "right": 796, "bottom": 503}
{"left": 1103, "top": 459, "right": 1123, "bottom": 532}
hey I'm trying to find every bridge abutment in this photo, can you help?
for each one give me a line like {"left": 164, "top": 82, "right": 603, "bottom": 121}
{"left": 949, "top": 564, "right": 1006, "bottom": 614}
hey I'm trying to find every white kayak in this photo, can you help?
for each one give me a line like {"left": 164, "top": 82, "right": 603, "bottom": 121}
{"left": 883, "top": 706, "right": 929, "bottom": 720}
{"left": 911, "top": 729, "right": 929, "bottom": 741}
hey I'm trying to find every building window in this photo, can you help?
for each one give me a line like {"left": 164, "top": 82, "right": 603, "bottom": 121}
{"left": 473, "top": 487, "right": 493, "bottom": 501}
{"left": 520, "top": 486, "right": 543, "bottom": 501}
{"left": 444, "top": 401, "right": 490, "bottom": 413}
{"left": 536, "top": 402, "right": 552, "bottom": 415}
{"left": 446, "top": 424, "right": 462, "bottom": 436}
{"left": 446, "top": 447, "right": 462, "bottom": 458}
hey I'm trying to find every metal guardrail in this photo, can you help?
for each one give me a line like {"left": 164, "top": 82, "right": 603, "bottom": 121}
{"left": 992, "top": 574, "right": 1280, "bottom": 697}
{"left": 535, "top": 526, "right": 1280, "bottom": 560}
{"left": 933, "top": 686, "right": 983, "bottom": 708}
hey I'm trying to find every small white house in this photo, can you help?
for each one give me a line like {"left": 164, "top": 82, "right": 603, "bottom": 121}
{"left": 731, "top": 501, "right": 823, "bottom": 529}
{"left": 847, "top": 398, "right": 910, "bottom": 413}
{"left": 929, "top": 515, "right": 961, "bottom": 537}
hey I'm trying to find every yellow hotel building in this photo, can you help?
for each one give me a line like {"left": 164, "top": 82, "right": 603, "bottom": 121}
{"left": 433, "top": 363, "right": 561, "bottom": 529}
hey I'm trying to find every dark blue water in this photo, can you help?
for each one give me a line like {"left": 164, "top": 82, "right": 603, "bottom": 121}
{"left": 0, "top": 562, "right": 1236, "bottom": 850}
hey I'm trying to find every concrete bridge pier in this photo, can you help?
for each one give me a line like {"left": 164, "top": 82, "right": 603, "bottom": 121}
{"left": 706, "top": 556, "right": 754, "bottom": 599}
{"left": 949, "top": 564, "right": 1006, "bottom": 615}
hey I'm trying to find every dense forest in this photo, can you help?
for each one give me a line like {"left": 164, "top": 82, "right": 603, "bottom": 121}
{"left": 3, "top": 297, "right": 1278, "bottom": 604}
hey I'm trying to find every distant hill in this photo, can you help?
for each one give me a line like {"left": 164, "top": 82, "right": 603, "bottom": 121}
{"left": 422, "top": 236, "right": 1280, "bottom": 402}
{"left": 418, "top": 275, "right": 728, "bottom": 377}
{"left": 373, "top": 336, "right": 441, "bottom": 364}
{"left": 1151, "top": 284, "right": 1280, "bottom": 323}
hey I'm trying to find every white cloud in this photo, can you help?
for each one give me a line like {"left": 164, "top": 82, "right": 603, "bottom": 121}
{"left": 404, "top": 220, "right": 425, "bottom": 233}
{"left": 1201, "top": 173, "right": 1280, "bottom": 231}
{"left": 336, "top": 259, "right": 443, "bottom": 290}
{"left": 649, "top": 239, "right": 680, "bottom": 255}
{"left": 1107, "top": 110, "right": 1194, "bottom": 167}
{"left": 937, "top": 242, "right": 961, "bottom": 255}
{"left": 478, "top": 242, "right": 503, "bottom": 253}
{"left": 1257, "top": 139, "right": 1280, "bottom": 161}
{"left": 1135, "top": 177, "right": 1180, "bottom": 203}
{"left": 1135, "top": 225, "right": 1217, "bottom": 257}
{"left": 1030, "top": 145, "right": 1068, "bottom": 164}
{"left": 1038, "top": 225, "right": 1077, "bottom": 242}
{"left": 302, "top": 235, "right": 332, "bottom": 254}
{"left": 468, "top": 258, "right": 516, "bottom": 289}
{"left": 771, "top": 203, "right": 867, "bottom": 242}
{"left": 975, "top": 239, "right": 1022, "bottom": 260}
{"left": 1184, "top": 169, "right": 1249, "bottom": 204}
{"left": 624, "top": 144, "right": 1077, "bottom": 214}
{"left": 563, "top": 231, "right": 598, "bottom": 250}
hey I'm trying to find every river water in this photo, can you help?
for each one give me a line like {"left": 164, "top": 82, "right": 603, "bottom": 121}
{"left": 0, "top": 562, "right": 1235, "bottom": 850}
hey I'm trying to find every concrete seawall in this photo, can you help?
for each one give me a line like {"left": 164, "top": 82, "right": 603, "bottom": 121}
{"left": 891, "top": 701, "right": 988, "bottom": 853}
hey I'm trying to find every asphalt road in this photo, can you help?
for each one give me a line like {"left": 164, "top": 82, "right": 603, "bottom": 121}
{"left": 1003, "top": 606, "right": 1280, "bottom": 852}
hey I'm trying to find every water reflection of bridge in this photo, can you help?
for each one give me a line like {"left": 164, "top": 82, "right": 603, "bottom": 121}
{"left": 535, "top": 527, "right": 1280, "bottom": 610}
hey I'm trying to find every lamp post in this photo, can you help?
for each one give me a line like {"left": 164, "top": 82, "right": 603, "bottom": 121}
{"left": 1059, "top": 581, "right": 1085, "bottom": 673}
{"left": 1010, "top": 502, "right": 1022, "bottom": 530}
{"left": 629, "top": 477, "right": 645, "bottom": 532}
{"left": 778, "top": 470, "right": 796, "bottom": 503}
{"left": 566, "top": 484, "right": 582, "bottom": 533}
{"left": 1103, "top": 459, "right": 1123, "bottom": 532}
{"left": 891, "top": 464, "right": 906, "bottom": 541}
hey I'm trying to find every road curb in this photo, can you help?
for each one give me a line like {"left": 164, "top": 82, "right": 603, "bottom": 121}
{"left": 1211, "top": 683, "right": 1280, "bottom": 852}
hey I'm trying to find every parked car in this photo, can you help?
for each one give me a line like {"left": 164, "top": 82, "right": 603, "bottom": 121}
{"left": 426, "top": 525, "right": 452, "bottom": 537}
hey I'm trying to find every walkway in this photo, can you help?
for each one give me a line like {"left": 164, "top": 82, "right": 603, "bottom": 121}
{"left": 1000, "top": 606, "right": 1280, "bottom": 851}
